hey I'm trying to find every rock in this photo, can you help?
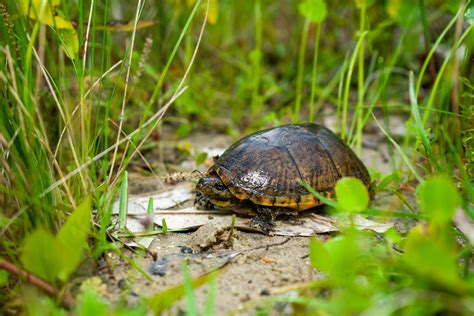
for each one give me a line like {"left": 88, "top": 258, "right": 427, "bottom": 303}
{"left": 189, "top": 222, "right": 228, "bottom": 251}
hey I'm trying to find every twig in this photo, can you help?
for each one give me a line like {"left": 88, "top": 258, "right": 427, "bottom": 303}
{"left": 209, "top": 237, "right": 292, "bottom": 259}
{"left": 0, "top": 260, "right": 76, "bottom": 308}
{"left": 454, "top": 208, "right": 474, "bottom": 245}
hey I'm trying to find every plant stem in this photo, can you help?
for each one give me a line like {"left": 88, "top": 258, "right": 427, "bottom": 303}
{"left": 251, "top": 0, "right": 262, "bottom": 116}
{"left": 0, "top": 260, "right": 76, "bottom": 307}
{"left": 309, "top": 22, "right": 322, "bottom": 123}
{"left": 355, "top": 2, "right": 366, "bottom": 155}
{"left": 293, "top": 18, "right": 310, "bottom": 123}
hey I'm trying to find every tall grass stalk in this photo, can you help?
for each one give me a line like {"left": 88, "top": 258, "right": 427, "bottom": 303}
{"left": 109, "top": 0, "right": 210, "bottom": 187}
{"left": 183, "top": 262, "right": 198, "bottom": 316}
{"left": 309, "top": 23, "right": 322, "bottom": 123}
{"left": 108, "top": 0, "right": 143, "bottom": 183}
{"left": 372, "top": 113, "right": 423, "bottom": 183}
{"left": 250, "top": 0, "right": 262, "bottom": 116}
{"left": 293, "top": 18, "right": 310, "bottom": 123}
{"left": 415, "top": 7, "right": 462, "bottom": 97}
{"left": 408, "top": 71, "right": 433, "bottom": 162}
{"left": 354, "top": 3, "right": 366, "bottom": 156}
{"left": 336, "top": 53, "right": 349, "bottom": 131}
{"left": 118, "top": 171, "right": 128, "bottom": 230}
{"left": 148, "top": 0, "right": 202, "bottom": 107}
{"left": 341, "top": 32, "right": 366, "bottom": 141}
{"left": 409, "top": 23, "right": 473, "bottom": 170}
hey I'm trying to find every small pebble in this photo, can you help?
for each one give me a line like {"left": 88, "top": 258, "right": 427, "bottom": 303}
{"left": 261, "top": 256, "right": 274, "bottom": 264}
{"left": 117, "top": 278, "right": 127, "bottom": 289}
{"left": 260, "top": 288, "right": 270, "bottom": 296}
{"left": 179, "top": 246, "right": 194, "bottom": 254}
{"left": 149, "top": 257, "right": 169, "bottom": 277}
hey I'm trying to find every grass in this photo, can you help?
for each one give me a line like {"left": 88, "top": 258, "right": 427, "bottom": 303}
{"left": 1, "top": 0, "right": 473, "bottom": 314}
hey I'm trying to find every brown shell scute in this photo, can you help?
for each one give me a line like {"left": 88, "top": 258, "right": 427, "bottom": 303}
{"left": 213, "top": 123, "right": 370, "bottom": 209}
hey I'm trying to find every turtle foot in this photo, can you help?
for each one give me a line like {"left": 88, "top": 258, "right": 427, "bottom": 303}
{"left": 251, "top": 206, "right": 276, "bottom": 234}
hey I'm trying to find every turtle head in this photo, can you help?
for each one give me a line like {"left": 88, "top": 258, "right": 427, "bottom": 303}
{"left": 195, "top": 175, "right": 239, "bottom": 209}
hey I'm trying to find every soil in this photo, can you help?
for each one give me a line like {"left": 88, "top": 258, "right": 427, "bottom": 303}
{"left": 92, "top": 119, "right": 413, "bottom": 315}
{"left": 99, "top": 230, "right": 318, "bottom": 314}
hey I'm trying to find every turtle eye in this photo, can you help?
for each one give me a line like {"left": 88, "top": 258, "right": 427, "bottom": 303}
{"left": 215, "top": 182, "right": 226, "bottom": 191}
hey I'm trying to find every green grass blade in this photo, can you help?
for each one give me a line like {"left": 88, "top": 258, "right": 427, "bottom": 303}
{"left": 147, "top": 197, "right": 154, "bottom": 232}
{"left": 371, "top": 113, "right": 423, "bottom": 183}
{"left": 118, "top": 171, "right": 128, "bottom": 230}
{"left": 408, "top": 71, "right": 432, "bottom": 158}
{"left": 183, "top": 262, "right": 198, "bottom": 316}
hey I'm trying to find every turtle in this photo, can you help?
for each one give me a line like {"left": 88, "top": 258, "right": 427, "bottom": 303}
{"left": 194, "top": 123, "right": 371, "bottom": 232}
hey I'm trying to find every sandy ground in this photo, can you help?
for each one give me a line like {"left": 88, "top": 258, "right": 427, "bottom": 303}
{"left": 99, "top": 231, "right": 319, "bottom": 314}
{"left": 93, "top": 119, "right": 413, "bottom": 314}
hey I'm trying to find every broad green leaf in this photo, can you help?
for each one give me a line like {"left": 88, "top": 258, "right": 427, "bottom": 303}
{"left": 187, "top": 0, "right": 217, "bottom": 24}
{"left": 182, "top": 263, "right": 198, "bottom": 316}
{"left": 309, "top": 237, "right": 331, "bottom": 271}
{"left": 194, "top": 152, "right": 208, "bottom": 166}
{"left": 19, "top": 0, "right": 73, "bottom": 29}
{"left": 324, "top": 230, "right": 361, "bottom": 285}
{"left": 298, "top": 0, "right": 327, "bottom": 23}
{"left": 23, "top": 286, "right": 66, "bottom": 316}
{"left": 403, "top": 225, "right": 469, "bottom": 294}
{"left": 56, "top": 198, "right": 91, "bottom": 281}
{"left": 94, "top": 20, "right": 157, "bottom": 32}
{"left": 384, "top": 227, "right": 402, "bottom": 245}
{"left": 386, "top": 0, "right": 419, "bottom": 27}
{"left": 335, "top": 177, "right": 370, "bottom": 212}
{"left": 207, "top": 0, "right": 219, "bottom": 24}
{"left": 19, "top": 0, "right": 79, "bottom": 59}
{"left": 20, "top": 228, "right": 61, "bottom": 282}
{"left": 57, "top": 28, "right": 79, "bottom": 59}
{"left": 146, "top": 270, "right": 219, "bottom": 314}
{"left": 76, "top": 290, "right": 109, "bottom": 316}
{"left": 386, "top": 0, "right": 400, "bottom": 17}
{"left": 416, "top": 175, "right": 460, "bottom": 225}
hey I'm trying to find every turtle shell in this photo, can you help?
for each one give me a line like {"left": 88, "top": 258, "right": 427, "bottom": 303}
{"left": 210, "top": 123, "right": 370, "bottom": 211}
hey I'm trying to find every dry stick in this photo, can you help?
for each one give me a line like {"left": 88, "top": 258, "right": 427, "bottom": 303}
{"left": 0, "top": 260, "right": 76, "bottom": 308}
{"left": 110, "top": 0, "right": 210, "bottom": 188}
{"left": 208, "top": 238, "right": 292, "bottom": 265}
{"left": 107, "top": 0, "right": 143, "bottom": 184}
{"left": 40, "top": 87, "right": 187, "bottom": 196}
{"left": 82, "top": 0, "right": 94, "bottom": 70}
{"left": 453, "top": 208, "right": 474, "bottom": 246}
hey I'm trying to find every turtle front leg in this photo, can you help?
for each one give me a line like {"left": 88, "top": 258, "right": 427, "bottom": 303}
{"left": 251, "top": 206, "right": 277, "bottom": 234}
{"left": 194, "top": 192, "right": 215, "bottom": 210}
